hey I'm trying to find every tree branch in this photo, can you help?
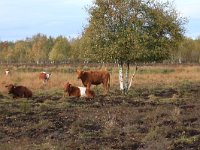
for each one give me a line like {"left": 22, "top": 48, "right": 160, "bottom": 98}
{"left": 128, "top": 65, "right": 138, "bottom": 90}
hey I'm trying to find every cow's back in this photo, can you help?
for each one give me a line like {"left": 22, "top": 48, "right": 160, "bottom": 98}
{"left": 23, "top": 86, "right": 33, "bottom": 98}
{"left": 87, "top": 71, "right": 109, "bottom": 84}
{"left": 14, "top": 86, "right": 32, "bottom": 98}
{"left": 68, "top": 86, "right": 81, "bottom": 97}
{"left": 39, "top": 73, "right": 46, "bottom": 80}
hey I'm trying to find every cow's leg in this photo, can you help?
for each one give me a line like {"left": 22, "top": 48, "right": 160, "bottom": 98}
{"left": 86, "top": 83, "right": 91, "bottom": 90}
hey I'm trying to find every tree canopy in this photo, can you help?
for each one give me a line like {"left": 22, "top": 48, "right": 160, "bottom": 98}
{"left": 49, "top": 36, "right": 71, "bottom": 63}
{"left": 82, "top": 0, "right": 186, "bottom": 64}
{"left": 79, "top": 0, "right": 187, "bottom": 93}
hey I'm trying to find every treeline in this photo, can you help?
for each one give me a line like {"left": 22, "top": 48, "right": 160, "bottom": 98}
{"left": 0, "top": 34, "right": 81, "bottom": 64}
{"left": 171, "top": 37, "right": 200, "bottom": 63}
{"left": 0, "top": 33, "right": 200, "bottom": 64}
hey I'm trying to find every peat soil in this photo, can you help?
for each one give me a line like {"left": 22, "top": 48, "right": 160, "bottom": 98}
{"left": 0, "top": 82, "right": 200, "bottom": 150}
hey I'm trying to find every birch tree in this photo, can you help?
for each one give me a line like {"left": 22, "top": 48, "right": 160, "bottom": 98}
{"left": 83, "top": 0, "right": 186, "bottom": 94}
{"left": 31, "top": 34, "right": 51, "bottom": 64}
{"left": 49, "top": 36, "right": 71, "bottom": 63}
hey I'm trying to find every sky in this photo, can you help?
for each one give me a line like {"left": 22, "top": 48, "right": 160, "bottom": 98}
{"left": 0, "top": 0, "right": 199, "bottom": 41}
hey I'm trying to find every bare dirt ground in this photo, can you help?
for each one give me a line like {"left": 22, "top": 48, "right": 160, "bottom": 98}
{"left": 0, "top": 81, "right": 200, "bottom": 150}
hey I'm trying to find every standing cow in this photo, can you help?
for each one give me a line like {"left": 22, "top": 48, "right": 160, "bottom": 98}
{"left": 5, "top": 84, "right": 32, "bottom": 98}
{"left": 76, "top": 70, "right": 110, "bottom": 95}
{"left": 39, "top": 72, "right": 51, "bottom": 84}
{"left": 64, "top": 82, "right": 95, "bottom": 98}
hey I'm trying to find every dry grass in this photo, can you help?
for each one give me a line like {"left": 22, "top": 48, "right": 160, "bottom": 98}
{"left": 136, "top": 66, "right": 200, "bottom": 90}
{"left": 1, "top": 64, "right": 200, "bottom": 149}
{"left": 1, "top": 64, "right": 200, "bottom": 95}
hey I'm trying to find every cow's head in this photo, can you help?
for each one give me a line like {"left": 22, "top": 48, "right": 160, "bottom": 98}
{"left": 5, "top": 84, "right": 15, "bottom": 93}
{"left": 64, "top": 82, "right": 71, "bottom": 92}
{"left": 45, "top": 73, "right": 51, "bottom": 79}
{"left": 76, "top": 70, "right": 84, "bottom": 79}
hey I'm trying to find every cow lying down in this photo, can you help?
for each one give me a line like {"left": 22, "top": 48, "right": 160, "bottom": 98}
{"left": 64, "top": 82, "right": 95, "bottom": 98}
{"left": 5, "top": 84, "right": 32, "bottom": 98}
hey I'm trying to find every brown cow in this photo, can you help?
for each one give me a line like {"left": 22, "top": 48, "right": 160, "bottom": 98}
{"left": 76, "top": 70, "right": 110, "bottom": 95}
{"left": 5, "top": 84, "right": 32, "bottom": 98}
{"left": 39, "top": 72, "right": 51, "bottom": 84}
{"left": 64, "top": 82, "right": 95, "bottom": 98}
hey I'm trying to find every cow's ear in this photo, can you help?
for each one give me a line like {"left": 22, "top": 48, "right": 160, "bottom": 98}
{"left": 77, "top": 69, "right": 83, "bottom": 74}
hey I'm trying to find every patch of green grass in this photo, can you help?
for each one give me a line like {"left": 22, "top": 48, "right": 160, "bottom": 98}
{"left": 142, "top": 127, "right": 159, "bottom": 142}
{"left": 38, "top": 102, "right": 51, "bottom": 112}
{"left": 0, "top": 98, "right": 22, "bottom": 115}
{"left": 56, "top": 101, "right": 70, "bottom": 109}
{"left": 154, "top": 97, "right": 186, "bottom": 105}
{"left": 171, "top": 135, "right": 200, "bottom": 149}
{"left": 176, "top": 135, "right": 200, "bottom": 144}
{"left": 138, "top": 68, "right": 175, "bottom": 74}
{"left": 69, "top": 119, "right": 102, "bottom": 139}
{"left": 31, "top": 120, "right": 53, "bottom": 131}
{"left": 19, "top": 100, "right": 32, "bottom": 113}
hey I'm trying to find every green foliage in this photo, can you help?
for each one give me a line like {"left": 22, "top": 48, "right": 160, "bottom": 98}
{"left": 13, "top": 40, "right": 31, "bottom": 62}
{"left": 49, "top": 36, "right": 71, "bottom": 62}
{"left": 171, "top": 37, "right": 200, "bottom": 63}
{"left": 83, "top": 0, "right": 186, "bottom": 63}
{"left": 30, "top": 34, "right": 51, "bottom": 63}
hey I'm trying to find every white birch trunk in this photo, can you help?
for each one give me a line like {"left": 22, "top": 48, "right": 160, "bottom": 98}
{"left": 124, "top": 63, "right": 129, "bottom": 93}
{"left": 178, "top": 56, "right": 182, "bottom": 64}
{"left": 128, "top": 66, "right": 138, "bottom": 90}
{"left": 118, "top": 62, "right": 124, "bottom": 91}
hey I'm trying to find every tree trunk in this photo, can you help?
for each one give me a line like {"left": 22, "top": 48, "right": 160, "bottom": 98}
{"left": 118, "top": 62, "right": 124, "bottom": 91}
{"left": 128, "top": 65, "right": 138, "bottom": 90}
{"left": 118, "top": 62, "right": 136, "bottom": 94}
{"left": 178, "top": 56, "right": 182, "bottom": 64}
{"left": 124, "top": 62, "right": 130, "bottom": 94}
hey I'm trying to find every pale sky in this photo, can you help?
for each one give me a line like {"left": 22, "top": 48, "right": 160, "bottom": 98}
{"left": 0, "top": 0, "right": 199, "bottom": 41}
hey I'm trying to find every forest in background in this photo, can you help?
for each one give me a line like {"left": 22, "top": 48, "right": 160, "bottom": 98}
{"left": 0, "top": 0, "right": 198, "bottom": 65}
{"left": 1, "top": 34, "right": 200, "bottom": 64}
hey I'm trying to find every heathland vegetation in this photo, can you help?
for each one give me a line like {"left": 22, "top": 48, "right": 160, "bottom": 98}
{"left": 0, "top": 64, "right": 200, "bottom": 149}
{"left": 1, "top": 0, "right": 200, "bottom": 149}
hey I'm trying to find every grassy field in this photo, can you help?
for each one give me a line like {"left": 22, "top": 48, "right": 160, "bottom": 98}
{"left": 0, "top": 64, "right": 200, "bottom": 149}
